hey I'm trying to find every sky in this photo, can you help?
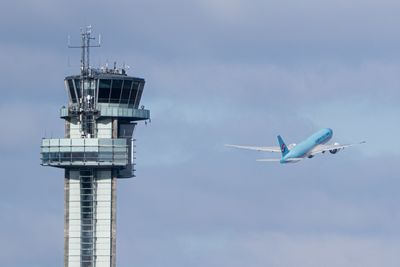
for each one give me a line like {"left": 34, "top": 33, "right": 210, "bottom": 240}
{"left": 1, "top": 0, "right": 400, "bottom": 266}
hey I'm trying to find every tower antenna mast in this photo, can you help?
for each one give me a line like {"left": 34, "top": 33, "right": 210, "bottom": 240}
{"left": 68, "top": 25, "right": 101, "bottom": 75}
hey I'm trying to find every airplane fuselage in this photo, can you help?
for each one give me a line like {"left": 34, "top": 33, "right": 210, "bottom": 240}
{"left": 226, "top": 127, "right": 364, "bottom": 163}
{"left": 280, "top": 128, "right": 333, "bottom": 163}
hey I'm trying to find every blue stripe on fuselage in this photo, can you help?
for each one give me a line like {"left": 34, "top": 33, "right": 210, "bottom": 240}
{"left": 281, "top": 128, "right": 333, "bottom": 163}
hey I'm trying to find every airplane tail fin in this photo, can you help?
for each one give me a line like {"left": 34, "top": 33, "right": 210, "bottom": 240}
{"left": 277, "top": 135, "right": 290, "bottom": 157}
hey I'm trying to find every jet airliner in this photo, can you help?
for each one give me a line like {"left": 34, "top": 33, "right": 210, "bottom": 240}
{"left": 226, "top": 128, "right": 365, "bottom": 164}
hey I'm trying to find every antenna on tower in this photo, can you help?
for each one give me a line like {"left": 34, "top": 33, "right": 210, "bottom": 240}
{"left": 68, "top": 25, "right": 101, "bottom": 75}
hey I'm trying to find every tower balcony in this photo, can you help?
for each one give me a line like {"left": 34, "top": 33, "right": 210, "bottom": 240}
{"left": 60, "top": 104, "right": 150, "bottom": 121}
{"left": 41, "top": 138, "right": 129, "bottom": 168}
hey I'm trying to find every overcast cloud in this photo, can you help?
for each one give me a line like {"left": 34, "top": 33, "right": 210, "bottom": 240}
{"left": 1, "top": 0, "right": 400, "bottom": 266}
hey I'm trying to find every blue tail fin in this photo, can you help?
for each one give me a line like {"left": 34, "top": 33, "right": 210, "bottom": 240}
{"left": 277, "top": 135, "right": 289, "bottom": 157}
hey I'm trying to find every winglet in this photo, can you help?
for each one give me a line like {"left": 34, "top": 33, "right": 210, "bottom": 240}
{"left": 277, "top": 135, "right": 289, "bottom": 157}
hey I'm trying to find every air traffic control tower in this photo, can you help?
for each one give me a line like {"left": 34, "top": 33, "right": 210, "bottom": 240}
{"left": 40, "top": 27, "right": 150, "bottom": 267}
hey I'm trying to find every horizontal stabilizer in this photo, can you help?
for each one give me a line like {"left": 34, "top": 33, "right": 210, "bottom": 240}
{"left": 284, "top": 158, "right": 304, "bottom": 162}
{"left": 256, "top": 158, "right": 281, "bottom": 162}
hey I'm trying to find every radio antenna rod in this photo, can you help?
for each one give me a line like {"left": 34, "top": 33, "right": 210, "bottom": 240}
{"left": 68, "top": 25, "right": 101, "bottom": 75}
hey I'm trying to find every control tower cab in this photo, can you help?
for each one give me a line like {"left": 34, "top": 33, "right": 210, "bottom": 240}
{"left": 59, "top": 67, "right": 149, "bottom": 178}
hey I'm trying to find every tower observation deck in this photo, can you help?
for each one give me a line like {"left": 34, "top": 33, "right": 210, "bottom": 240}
{"left": 40, "top": 27, "right": 150, "bottom": 267}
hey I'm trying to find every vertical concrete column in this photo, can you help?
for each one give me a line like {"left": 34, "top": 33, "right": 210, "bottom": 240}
{"left": 94, "top": 170, "right": 112, "bottom": 267}
{"left": 68, "top": 170, "right": 82, "bottom": 267}
{"left": 111, "top": 118, "right": 118, "bottom": 267}
{"left": 64, "top": 172, "right": 70, "bottom": 267}
{"left": 111, "top": 177, "right": 117, "bottom": 267}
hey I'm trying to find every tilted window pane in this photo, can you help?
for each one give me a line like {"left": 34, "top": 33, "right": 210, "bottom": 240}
{"left": 68, "top": 79, "right": 77, "bottom": 103}
{"left": 110, "top": 79, "right": 123, "bottom": 103}
{"left": 74, "top": 79, "right": 81, "bottom": 91}
{"left": 121, "top": 80, "right": 132, "bottom": 104}
{"left": 135, "top": 82, "right": 144, "bottom": 107}
{"left": 74, "top": 79, "right": 82, "bottom": 99}
{"left": 98, "top": 79, "right": 111, "bottom": 103}
{"left": 129, "top": 81, "right": 139, "bottom": 105}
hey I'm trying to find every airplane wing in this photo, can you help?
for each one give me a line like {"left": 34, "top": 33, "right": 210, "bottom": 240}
{"left": 225, "top": 143, "right": 296, "bottom": 153}
{"left": 310, "top": 141, "right": 366, "bottom": 155}
{"left": 225, "top": 144, "right": 281, "bottom": 153}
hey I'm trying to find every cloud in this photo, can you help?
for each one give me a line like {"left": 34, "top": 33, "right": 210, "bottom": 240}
{"left": 116, "top": 153, "right": 400, "bottom": 266}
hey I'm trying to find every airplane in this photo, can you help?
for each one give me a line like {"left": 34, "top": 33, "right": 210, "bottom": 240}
{"left": 225, "top": 128, "right": 365, "bottom": 164}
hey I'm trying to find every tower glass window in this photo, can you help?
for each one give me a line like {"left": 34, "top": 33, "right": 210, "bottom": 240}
{"left": 129, "top": 81, "right": 139, "bottom": 105}
{"left": 98, "top": 79, "right": 111, "bottom": 103}
{"left": 135, "top": 82, "right": 144, "bottom": 107}
{"left": 110, "top": 79, "right": 123, "bottom": 103}
{"left": 74, "top": 79, "right": 82, "bottom": 99}
{"left": 121, "top": 80, "right": 132, "bottom": 104}
{"left": 67, "top": 79, "right": 77, "bottom": 103}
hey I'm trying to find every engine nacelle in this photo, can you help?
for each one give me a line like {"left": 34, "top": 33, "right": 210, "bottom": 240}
{"left": 329, "top": 142, "right": 341, "bottom": 154}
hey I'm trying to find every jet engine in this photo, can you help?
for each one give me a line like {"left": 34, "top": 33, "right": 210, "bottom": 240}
{"left": 329, "top": 142, "right": 341, "bottom": 154}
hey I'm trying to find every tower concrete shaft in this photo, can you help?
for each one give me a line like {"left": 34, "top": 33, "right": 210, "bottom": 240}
{"left": 41, "top": 27, "right": 150, "bottom": 267}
